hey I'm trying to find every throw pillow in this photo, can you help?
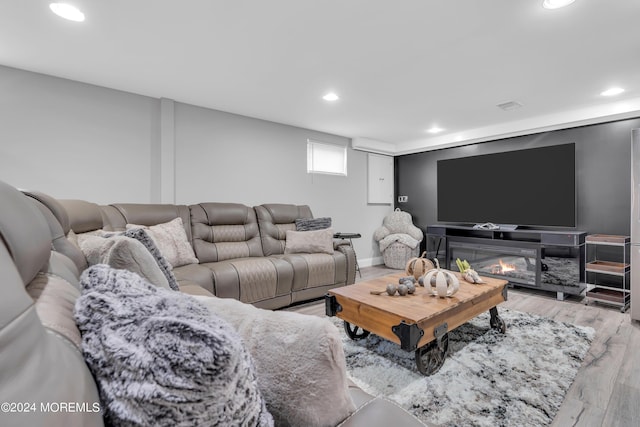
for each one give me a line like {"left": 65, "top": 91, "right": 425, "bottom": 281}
{"left": 295, "top": 217, "right": 332, "bottom": 231}
{"left": 74, "top": 265, "right": 273, "bottom": 427}
{"left": 284, "top": 228, "right": 334, "bottom": 255}
{"left": 193, "top": 295, "right": 356, "bottom": 427}
{"left": 77, "top": 233, "right": 173, "bottom": 290}
{"left": 126, "top": 217, "right": 198, "bottom": 268}
{"left": 125, "top": 228, "right": 180, "bottom": 291}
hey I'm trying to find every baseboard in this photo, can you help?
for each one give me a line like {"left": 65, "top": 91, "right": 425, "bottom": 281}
{"left": 358, "top": 256, "right": 384, "bottom": 268}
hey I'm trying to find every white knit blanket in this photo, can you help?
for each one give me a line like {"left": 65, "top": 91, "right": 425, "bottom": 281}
{"left": 379, "top": 233, "right": 420, "bottom": 253}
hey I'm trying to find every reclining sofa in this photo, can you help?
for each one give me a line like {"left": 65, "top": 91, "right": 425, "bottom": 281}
{"left": 0, "top": 180, "right": 426, "bottom": 427}
{"left": 34, "top": 195, "right": 357, "bottom": 310}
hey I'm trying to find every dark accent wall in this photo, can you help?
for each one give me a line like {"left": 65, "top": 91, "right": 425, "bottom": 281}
{"left": 395, "top": 118, "right": 640, "bottom": 238}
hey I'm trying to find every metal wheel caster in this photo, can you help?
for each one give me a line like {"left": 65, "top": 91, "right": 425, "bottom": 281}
{"left": 343, "top": 321, "right": 370, "bottom": 340}
{"left": 415, "top": 333, "right": 449, "bottom": 375}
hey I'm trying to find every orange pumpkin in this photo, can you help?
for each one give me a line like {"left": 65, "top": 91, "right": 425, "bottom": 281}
{"left": 405, "top": 251, "right": 435, "bottom": 280}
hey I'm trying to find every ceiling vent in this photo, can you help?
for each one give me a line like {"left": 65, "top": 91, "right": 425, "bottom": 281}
{"left": 497, "top": 101, "right": 523, "bottom": 111}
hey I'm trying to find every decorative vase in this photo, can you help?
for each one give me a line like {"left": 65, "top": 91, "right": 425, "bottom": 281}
{"left": 422, "top": 259, "right": 459, "bottom": 298}
{"left": 405, "top": 251, "right": 435, "bottom": 280}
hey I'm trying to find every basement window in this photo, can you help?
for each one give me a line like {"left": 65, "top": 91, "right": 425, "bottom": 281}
{"left": 307, "top": 140, "right": 347, "bottom": 176}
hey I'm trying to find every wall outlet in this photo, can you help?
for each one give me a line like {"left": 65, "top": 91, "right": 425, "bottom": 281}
{"left": 398, "top": 195, "right": 408, "bottom": 203}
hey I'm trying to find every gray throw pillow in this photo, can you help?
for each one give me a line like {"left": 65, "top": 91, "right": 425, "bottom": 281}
{"left": 125, "top": 228, "right": 180, "bottom": 291}
{"left": 295, "top": 217, "right": 332, "bottom": 231}
{"left": 77, "top": 233, "right": 173, "bottom": 290}
{"left": 74, "top": 264, "right": 273, "bottom": 427}
{"left": 285, "top": 228, "right": 335, "bottom": 255}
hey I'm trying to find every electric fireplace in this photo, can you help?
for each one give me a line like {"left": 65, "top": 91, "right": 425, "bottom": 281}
{"left": 427, "top": 225, "right": 586, "bottom": 300}
{"left": 446, "top": 237, "right": 581, "bottom": 289}
{"left": 448, "top": 240, "right": 539, "bottom": 286}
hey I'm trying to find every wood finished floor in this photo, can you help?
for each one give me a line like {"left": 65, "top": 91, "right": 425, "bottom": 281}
{"left": 287, "top": 265, "right": 640, "bottom": 427}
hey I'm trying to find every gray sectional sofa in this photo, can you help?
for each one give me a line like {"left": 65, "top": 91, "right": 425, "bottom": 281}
{"left": 0, "top": 181, "right": 425, "bottom": 427}
{"left": 38, "top": 195, "right": 357, "bottom": 309}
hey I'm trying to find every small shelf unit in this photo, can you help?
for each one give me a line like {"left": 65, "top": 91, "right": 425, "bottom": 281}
{"left": 585, "top": 234, "right": 630, "bottom": 312}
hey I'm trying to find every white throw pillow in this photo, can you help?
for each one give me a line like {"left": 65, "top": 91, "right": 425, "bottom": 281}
{"left": 126, "top": 217, "right": 198, "bottom": 268}
{"left": 284, "top": 227, "right": 334, "bottom": 255}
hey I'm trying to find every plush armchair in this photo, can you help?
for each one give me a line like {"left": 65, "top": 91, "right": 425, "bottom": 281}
{"left": 373, "top": 209, "right": 424, "bottom": 269}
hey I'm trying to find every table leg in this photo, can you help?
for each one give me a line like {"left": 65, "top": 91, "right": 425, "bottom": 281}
{"left": 349, "top": 238, "right": 362, "bottom": 278}
{"left": 489, "top": 307, "right": 507, "bottom": 333}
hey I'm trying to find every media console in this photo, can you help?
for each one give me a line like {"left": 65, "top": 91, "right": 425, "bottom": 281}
{"left": 426, "top": 225, "right": 587, "bottom": 300}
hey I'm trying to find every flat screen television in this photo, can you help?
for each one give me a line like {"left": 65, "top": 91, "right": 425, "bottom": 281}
{"left": 437, "top": 143, "right": 576, "bottom": 228}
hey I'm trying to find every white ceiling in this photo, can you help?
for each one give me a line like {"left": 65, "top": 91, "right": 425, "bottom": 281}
{"left": 1, "top": 0, "right": 639, "bottom": 154}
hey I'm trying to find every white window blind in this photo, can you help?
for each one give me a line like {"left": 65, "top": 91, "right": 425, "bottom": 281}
{"left": 307, "top": 140, "right": 347, "bottom": 176}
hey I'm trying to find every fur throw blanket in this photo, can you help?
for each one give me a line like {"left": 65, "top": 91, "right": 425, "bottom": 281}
{"left": 193, "top": 295, "right": 356, "bottom": 427}
{"left": 74, "top": 264, "right": 273, "bottom": 427}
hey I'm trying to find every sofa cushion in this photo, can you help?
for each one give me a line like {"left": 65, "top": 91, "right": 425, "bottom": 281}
{"left": 194, "top": 295, "right": 356, "bottom": 427}
{"left": 255, "top": 204, "right": 314, "bottom": 256}
{"left": 75, "top": 264, "right": 273, "bottom": 427}
{"left": 276, "top": 253, "right": 341, "bottom": 289}
{"left": 127, "top": 217, "right": 198, "bottom": 268}
{"left": 200, "top": 257, "right": 294, "bottom": 305}
{"left": 285, "top": 228, "right": 335, "bottom": 255}
{"left": 189, "top": 203, "right": 264, "bottom": 262}
{"left": 77, "top": 233, "right": 173, "bottom": 290}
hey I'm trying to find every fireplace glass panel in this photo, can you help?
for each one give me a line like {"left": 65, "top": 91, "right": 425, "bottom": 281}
{"left": 448, "top": 241, "right": 539, "bottom": 286}
{"left": 540, "top": 245, "right": 582, "bottom": 287}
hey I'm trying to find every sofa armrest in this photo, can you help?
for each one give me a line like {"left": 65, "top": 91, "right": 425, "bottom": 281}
{"left": 338, "top": 392, "right": 428, "bottom": 427}
{"left": 335, "top": 243, "right": 357, "bottom": 285}
{"left": 341, "top": 381, "right": 428, "bottom": 427}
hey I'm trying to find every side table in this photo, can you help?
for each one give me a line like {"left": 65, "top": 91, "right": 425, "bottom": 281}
{"left": 334, "top": 232, "right": 362, "bottom": 278}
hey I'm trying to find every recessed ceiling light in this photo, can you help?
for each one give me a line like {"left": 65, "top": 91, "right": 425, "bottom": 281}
{"left": 497, "top": 101, "right": 523, "bottom": 111}
{"left": 542, "top": 0, "right": 576, "bottom": 9}
{"left": 601, "top": 87, "right": 625, "bottom": 97}
{"left": 427, "top": 126, "right": 444, "bottom": 134}
{"left": 322, "top": 92, "right": 339, "bottom": 102}
{"left": 49, "top": 3, "right": 85, "bottom": 22}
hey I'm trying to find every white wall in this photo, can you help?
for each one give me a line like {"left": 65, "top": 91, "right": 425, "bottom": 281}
{"left": 0, "top": 66, "right": 391, "bottom": 264}
{"left": 0, "top": 65, "right": 158, "bottom": 203}
{"left": 174, "top": 102, "right": 391, "bottom": 264}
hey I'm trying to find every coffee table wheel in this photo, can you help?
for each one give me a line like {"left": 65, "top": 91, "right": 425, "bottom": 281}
{"left": 343, "top": 321, "right": 370, "bottom": 340}
{"left": 489, "top": 307, "right": 507, "bottom": 334}
{"left": 415, "top": 334, "right": 449, "bottom": 376}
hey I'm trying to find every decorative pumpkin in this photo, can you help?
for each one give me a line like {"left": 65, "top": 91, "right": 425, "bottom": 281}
{"left": 421, "top": 259, "right": 460, "bottom": 298}
{"left": 405, "top": 251, "right": 435, "bottom": 280}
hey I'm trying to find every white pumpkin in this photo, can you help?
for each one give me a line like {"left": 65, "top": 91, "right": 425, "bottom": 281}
{"left": 421, "top": 259, "right": 460, "bottom": 298}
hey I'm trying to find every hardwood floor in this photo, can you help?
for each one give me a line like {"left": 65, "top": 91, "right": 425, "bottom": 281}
{"left": 288, "top": 266, "right": 640, "bottom": 427}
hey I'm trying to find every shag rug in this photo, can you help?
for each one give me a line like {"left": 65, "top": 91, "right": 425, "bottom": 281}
{"left": 334, "top": 309, "right": 594, "bottom": 427}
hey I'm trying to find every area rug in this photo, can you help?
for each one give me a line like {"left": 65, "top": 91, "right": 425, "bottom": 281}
{"left": 334, "top": 309, "right": 594, "bottom": 427}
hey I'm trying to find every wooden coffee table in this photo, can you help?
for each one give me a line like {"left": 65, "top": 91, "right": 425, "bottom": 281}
{"left": 325, "top": 272, "right": 508, "bottom": 375}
